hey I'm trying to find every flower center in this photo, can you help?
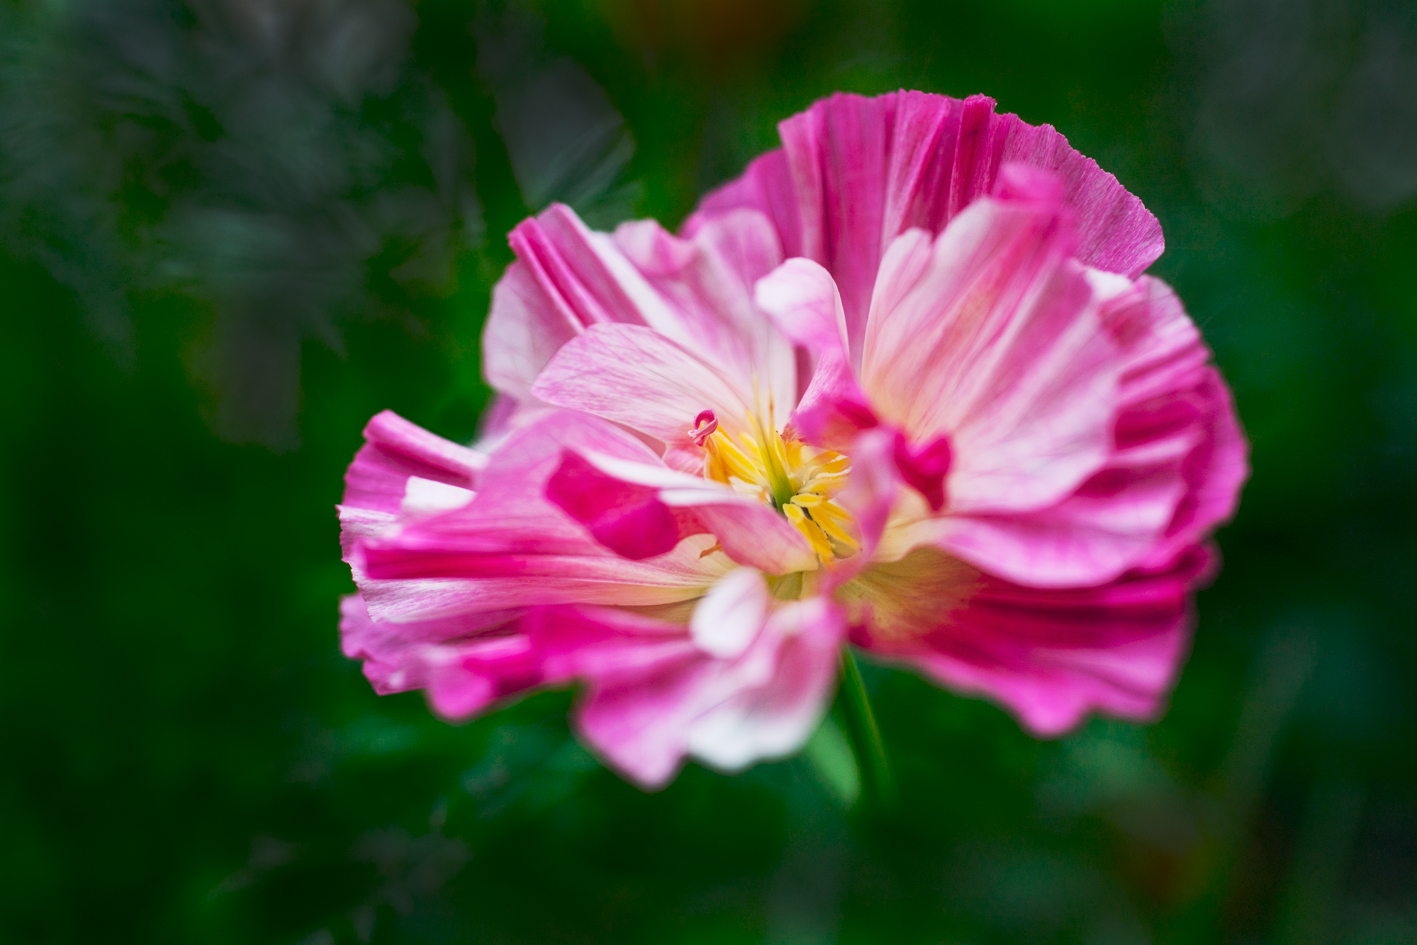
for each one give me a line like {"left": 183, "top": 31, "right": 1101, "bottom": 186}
{"left": 689, "top": 411, "right": 858, "bottom": 561}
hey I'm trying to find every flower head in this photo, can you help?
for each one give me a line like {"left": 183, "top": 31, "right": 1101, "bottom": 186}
{"left": 338, "top": 91, "right": 1248, "bottom": 787}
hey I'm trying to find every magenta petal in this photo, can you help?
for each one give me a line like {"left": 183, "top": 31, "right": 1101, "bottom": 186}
{"left": 861, "top": 195, "right": 1123, "bottom": 516}
{"left": 546, "top": 450, "right": 695, "bottom": 560}
{"left": 686, "top": 149, "right": 804, "bottom": 259}
{"left": 342, "top": 410, "right": 487, "bottom": 516}
{"left": 546, "top": 447, "right": 817, "bottom": 576}
{"left": 528, "top": 591, "right": 847, "bottom": 788}
{"left": 339, "top": 593, "right": 538, "bottom": 720}
{"left": 354, "top": 412, "right": 729, "bottom": 621}
{"left": 687, "top": 91, "right": 1163, "bottom": 349}
{"left": 893, "top": 432, "right": 953, "bottom": 512}
{"left": 861, "top": 546, "right": 1213, "bottom": 736}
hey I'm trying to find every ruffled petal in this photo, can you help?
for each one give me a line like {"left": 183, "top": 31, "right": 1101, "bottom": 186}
{"left": 861, "top": 183, "right": 1124, "bottom": 517}
{"left": 546, "top": 446, "right": 818, "bottom": 576}
{"left": 532, "top": 323, "right": 755, "bottom": 446}
{"left": 529, "top": 586, "right": 846, "bottom": 788}
{"left": 613, "top": 210, "right": 796, "bottom": 412}
{"left": 687, "top": 91, "right": 1162, "bottom": 348}
{"left": 485, "top": 202, "right": 795, "bottom": 422}
{"left": 846, "top": 545, "right": 1211, "bottom": 736}
{"left": 354, "top": 412, "right": 731, "bottom": 621}
{"left": 338, "top": 594, "right": 538, "bottom": 719}
{"left": 905, "top": 276, "right": 1247, "bottom": 587}
{"left": 754, "top": 258, "right": 877, "bottom": 451}
{"left": 341, "top": 410, "right": 487, "bottom": 516}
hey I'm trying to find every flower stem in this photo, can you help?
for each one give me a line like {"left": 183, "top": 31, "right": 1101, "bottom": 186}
{"left": 840, "top": 649, "right": 897, "bottom": 811}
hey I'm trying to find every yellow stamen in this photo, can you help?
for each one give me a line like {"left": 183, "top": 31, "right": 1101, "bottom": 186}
{"left": 697, "top": 414, "right": 859, "bottom": 564}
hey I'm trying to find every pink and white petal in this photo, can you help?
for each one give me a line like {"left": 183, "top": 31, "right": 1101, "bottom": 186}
{"left": 425, "top": 632, "right": 545, "bottom": 720}
{"left": 913, "top": 464, "right": 1188, "bottom": 588}
{"left": 353, "top": 413, "right": 733, "bottom": 620}
{"left": 851, "top": 545, "right": 1212, "bottom": 736}
{"left": 774, "top": 91, "right": 895, "bottom": 352}
{"left": 527, "top": 605, "right": 726, "bottom": 788}
{"left": 554, "top": 448, "right": 819, "bottom": 575}
{"left": 484, "top": 202, "right": 685, "bottom": 401}
{"left": 861, "top": 194, "right": 1123, "bottom": 515}
{"left": 1144, "top": 368, "right": 1247, "bottom": 566}
{"left": 401, "top": 477, "right": 476, "bottom": 518}
{"left": 690, "top": 566, "right": 771, "bottom": 659}
{"left": 685, "top": 597, "right": 847, "bottom": 772}
{"left": 1104, "top": 279, "right": 1249, "bottom": 570}
{"left": 482, "top": 261, "right": 585, "bottom": 402}
{"left": 342, "top": 410, "right": 487, "bottom": 516}
{"left": 614, "top": 211, "right": 797, "bottom": 420}
{"left": 754, "top": 258, "right": 879, "bottom": 450}
{"left": 532, "top": 323, "right": 755, "bottom": 446}
{"left": 339, "top": 593, "right": 538, "bottom": 719}
{"left": 528, "top": 592, "right": 846, "bottom": 788}
{"left": 754, "top": 258, "right": 850, "bottom": 358}
{"left": 686, "top": 92, "right": 1161, "bottom": 344}
{"left": 684, "top": 149, "right": 804, "bottom": 259}
{"left": 894, "top": 275, "right": 1246, "bottom": 587}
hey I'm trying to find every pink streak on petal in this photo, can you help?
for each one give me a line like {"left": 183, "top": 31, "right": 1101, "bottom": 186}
{"left": 861, "top": 545, "right": 1212, "bottom": 737}
{"left": 532, "top": 323, "right": 753, "bottom": 446}
{"left": 342, "top": 410, "right": 487, "bottom": 516}
{"left": 339, "top": 593, "right": 538, "bottom": 720}
{"left": 550, "top": 448, "right": 818, "bottom": 576}
{"left": 687, "top": 92, "right": 1162, "bottom": 352}
{"left": 546, "top": 450, "right": 692, "bottom": 560}
{"left": 753, "top": 258, "right": 879, "bottom": 451}
{"left": 528, "top": 592, "right": 847, "bottom": 788}
{"left": 926, "top": 276, "right": 1248, "bottom": 587}
{"left": 355, "top": 413, "right": 729, "bottom": 621}
{"left": 862, "top": 192, "right": 1122, "bottom": 515}
{"left": 892, "top": 431, "right": 953, "bottom": 512}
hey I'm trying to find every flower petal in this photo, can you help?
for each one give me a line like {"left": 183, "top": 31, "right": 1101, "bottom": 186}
{"left": 354, "top": 412, "right": 731, "bottom": 622}
{"left": 341, "top": 410, "right": 487, "bottom": 517}
{"left": 529, "top": 595, "right": 846, "bottom": 788}
{"left": 550, "top": 447, "right": 818, "bottom": 575}
{"left": 532, "top": 323, "right": 755, "bottom": 445}
{"left": 889, "top": 276, "right": 1248, "bottom": 588}
{"left": 848, "top": 545, "right": 1212, "bottom": 736}
{"left": 690, "top": 567, "right": 771, "bottom": 659}
{"left": 486, "top": 202, "right": 796, "bottom": 425}
{"left": 686, "top": 91, "right": 1162, "bottom": 351}
{"left": 338, "top": 593, "right": 538, "bottom": 720}
{"left": 685, "top": 597, "right": 846, "bottom": 772}
{"left": 753, "top": 258, "right": 878, "bottom": 451}
{"left": 861, "top": 189, "right": 1124, "bottom": 516}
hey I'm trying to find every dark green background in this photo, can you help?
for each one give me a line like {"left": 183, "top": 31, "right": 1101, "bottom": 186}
{"left": 3, "top": 0, "right": 1414, "bottom": 943}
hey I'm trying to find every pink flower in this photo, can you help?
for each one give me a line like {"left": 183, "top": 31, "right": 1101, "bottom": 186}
{"left": 339, "top": 91, "right": 1248, "bottom": 787}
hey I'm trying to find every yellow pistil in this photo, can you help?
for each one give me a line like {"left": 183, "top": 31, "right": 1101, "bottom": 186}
{"left": 697, "top": 417, "right": 859, "bottom": 562}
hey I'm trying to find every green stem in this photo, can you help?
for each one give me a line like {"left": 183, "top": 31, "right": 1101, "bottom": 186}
{"left": 840, "top": 649, "right": 897, "bottom": 810}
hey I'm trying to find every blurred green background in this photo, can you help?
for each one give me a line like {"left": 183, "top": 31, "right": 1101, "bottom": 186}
{"left": 2, "top": 0, "right": 1415, "bottom": 943}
